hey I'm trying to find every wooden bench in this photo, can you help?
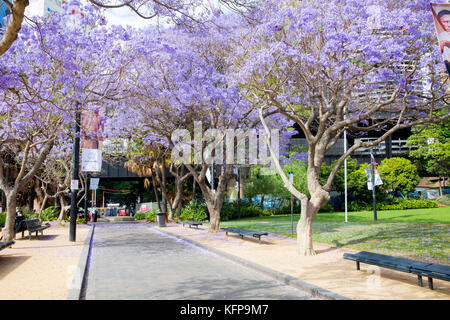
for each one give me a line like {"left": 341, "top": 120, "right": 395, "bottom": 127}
{"left": 24, "top": 219, "right": 50, "bottom": 240}
{"left": 220, "top": 227, "right": 268, "bottom": 244}
{"left": 343, "top": 251, "right": 450, "bottom": 290}
{"left": 0, "top": 240, "right": 14, "bottom": 251}
{"left": 181, "top": 221, "right": 203, "bottom": 229}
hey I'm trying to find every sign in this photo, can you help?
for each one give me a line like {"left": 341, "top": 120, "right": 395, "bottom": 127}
{"left": 431, "top": 3, "right": 450, "bottom": 76}
{"left": 90, "top": 178, "right": 100, "bottom": 190}
{"left": 71, "top": 180, "right": 79, "bottom": 190}
{"left": 81, "top": 148, "right": 102, "bottom": 172}
{"left": 289, "top": 172, "right": 294, "bottom": 184}
{"left": 140, "top": 204, "right": 149, "bottom": 212}
{"left": 119, "top": 209, "right": 126, "bottom": 216}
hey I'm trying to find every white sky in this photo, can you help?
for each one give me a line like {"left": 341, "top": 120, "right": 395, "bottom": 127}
{"left": 26, "top": 0, "right": 218, "bottom": 29}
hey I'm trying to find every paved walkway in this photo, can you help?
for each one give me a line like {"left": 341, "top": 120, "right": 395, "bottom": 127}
{"left": 83, "top": 223, "right": 314, "bottom": 300}
{"left": 0, "top": 222, "right": 90, "bottom": 300}
{"left": 159, "top": 222, "right": 450, "bottom": 300}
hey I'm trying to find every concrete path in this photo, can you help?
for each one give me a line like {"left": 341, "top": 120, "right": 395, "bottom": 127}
{"left": 83, "top": 223, "right": 315, "bottom": 300}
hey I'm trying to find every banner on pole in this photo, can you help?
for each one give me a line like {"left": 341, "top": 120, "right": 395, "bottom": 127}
{"left": 431, "top": 3, "right": 450, "bottom": 76}
{"left": 81, "top": 108, "right": 104, "bottom": 172}
{"left": 365, "top": 156, "right": 383, "bottom": 190}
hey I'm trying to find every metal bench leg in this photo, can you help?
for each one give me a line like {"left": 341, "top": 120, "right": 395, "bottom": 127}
{"left": 418, "top": 275, "right": 423, "bottom": 287}
{"left": 428, "top": 277, "right": 433, "bottom": 290}
{"left": 356, "top": 261, "right": 360, "bottom": 270}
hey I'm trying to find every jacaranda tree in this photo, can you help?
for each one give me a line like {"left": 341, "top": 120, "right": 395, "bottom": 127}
{"left": 231, "top": 0, "right": 450, "bottom": 255}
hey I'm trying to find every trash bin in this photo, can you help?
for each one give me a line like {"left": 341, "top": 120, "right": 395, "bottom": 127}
{"left": 156, "top": 212, "right": 166, "bottom": 227}
{"left": 93, "top": 210, "right": 98, "bottom": 222}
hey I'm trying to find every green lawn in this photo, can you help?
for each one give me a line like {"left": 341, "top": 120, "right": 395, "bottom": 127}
{"left": 218, "top": 207, "right": 450, "bottom": 264}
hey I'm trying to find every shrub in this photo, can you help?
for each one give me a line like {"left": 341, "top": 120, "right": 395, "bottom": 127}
{"left": 220, "top": 202, "right": 272, "bottom": 221}
{"left": 378, "top": 199, "right": 438, "bottom": 210}
{"left": 319, "top": 203, "right": 334, "bottom": 213}
{"left": 145, "top": 210, "right": 157, "bottom": 222}
{"left": 347, "top": 201, "right": 369, "bottom": 212}
{"left": 180, "top": 200, "right": 208, "bottom": 222}
{"left": 40, "top": 206, "right": 59, "bottom": 221}
{"left": 134, "top": 212, "right": 147, "bottom": 220}
{"left": 0, "top": 212, "right": 5, "bottom": 228}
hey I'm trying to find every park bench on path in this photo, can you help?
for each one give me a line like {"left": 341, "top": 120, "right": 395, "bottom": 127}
{"left": 343, "top": 251, "right": 450, "bottom": 290}
{"left": 23, "top": 219, "right": 50, "bottom": 240}
{"left": 14, "top": 220, "right": 28, "bottom": 239}
{"left": 220, "top": 227, "right": 268, "bottom": 244}
{"left": 0, "top": 240, "right": 14, "bottom": 252}
{"left": 181, "top": 221, "right": 203, "bottom": 229}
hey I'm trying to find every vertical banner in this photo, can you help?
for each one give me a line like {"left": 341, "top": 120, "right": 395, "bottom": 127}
{"left": 431, "top": 3, "right": 450, "bottom": 76}
{"left": 81, "top": 108, "right": 104, "bottom": 172}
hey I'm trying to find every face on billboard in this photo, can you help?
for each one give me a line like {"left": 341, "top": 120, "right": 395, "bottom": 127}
{"left": 440, "top": 13, "right": 450, "bottom": 32}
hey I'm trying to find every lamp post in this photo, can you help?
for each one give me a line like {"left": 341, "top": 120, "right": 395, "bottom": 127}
{"left": 370, "top": 147, "right": 377, "bottom": 221}
{"left": 84, "top": 173, "right": 91, "bottom": 223}
{"left": 289, "top": 171, "right": 294, "bottom": 237}
{"left": 236, "top": 167, "right": 241, "bottom": 220}
{"left": 69, "top": 103, "right": 81, "bottom": 242}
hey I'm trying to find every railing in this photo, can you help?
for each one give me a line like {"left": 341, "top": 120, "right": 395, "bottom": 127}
{"left": 290, "top": 138, "right": 411, "bottom": 156}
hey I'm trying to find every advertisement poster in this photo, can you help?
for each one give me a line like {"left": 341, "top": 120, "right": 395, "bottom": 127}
{"left": 81, "top": 109, "right": 104, "bottom": 172}
{"left": 431, "top": 3, "right": 450, "bottom": 76}
{"left": 0, "top": 0, "right": 10, "bottom": 35}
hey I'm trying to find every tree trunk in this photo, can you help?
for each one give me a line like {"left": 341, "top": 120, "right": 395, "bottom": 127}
{"left": 57, "top": 194, "right": 68, "bottom": 221}
{"left": 438, "top": 176, "right": 443, "bottom": 196}
{"left": 296, "top": 190, "right": 329, "bottom": 255}
{"left": 260, "top": 194, "right": 265, "bottom": 209}
{"left": 3, "top": 191, "right": 17, "bottom": 241}
{"left": 150, "top": 170, "right": 161, "bottom": 212}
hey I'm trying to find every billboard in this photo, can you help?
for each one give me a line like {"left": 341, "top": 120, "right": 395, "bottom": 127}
{"left": 0, "top": 0, "right": 11, "bottom": 35}
{"left": 431, "top": 3, "right": 450, "bottom": 76}
{"left": 81, "top": 108, "right": 104, "bottom": 172}
{"left": 44, "top": 0, "right": 64, "bottom": 15}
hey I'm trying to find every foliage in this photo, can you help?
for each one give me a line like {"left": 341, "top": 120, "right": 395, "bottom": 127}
{"left": 220, "top": 201, "right": 271, "bottom": 221}
{"left": 406, "top": 122, "right": 450, "bottom": 179}
{"left": 135, "top": 210, "right": 158, "bottom": 222}
{"left": 180, "top": 200, "right": 208, "bottom": 222}
{"left": 245, "top": 149, "right": 309, "bottom": 204}
{"left": 378, "top": 157, "right": 420, "bottom": 194}
{"left": 0, "top": 212, "right": 5, "bottom": 227}
{"left": 319, "top": 158, "right": 360, "bottom": 193}
{"left": 377, "top": 199, "right": 438, "bottom": 210}
{"left": 318, "top": 203, "right": 334, "bottom": 213}
{"left": 40, "top": 206, "right": 60, "bottom": 221}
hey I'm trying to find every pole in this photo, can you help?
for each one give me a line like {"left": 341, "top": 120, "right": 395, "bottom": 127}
{"left": 69, "top": 104, "right": 81, "bottom": 242}
{"left": 344, "top": 128, "right": 348, "bottom": 223}
{"left": 237, "top": 167, "right": 241, "bottom": 220}
{"left": 371, "top": 148, "right": 377, "bottom": 221}
{"left": 343, "top": 105, "right": 348, "bottom": 223}
{"left": 289, "top": 172, "right": 294, "bottom": 237}
{"left": 84, "top": 173, "right": 90, "bottom": 223}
